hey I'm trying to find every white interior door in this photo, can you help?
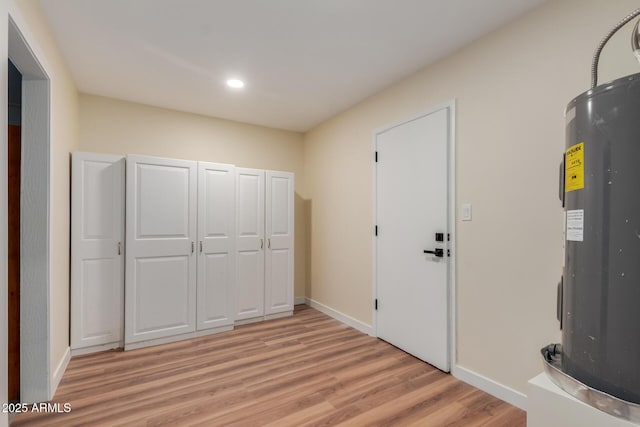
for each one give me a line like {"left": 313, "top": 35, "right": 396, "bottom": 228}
{"left": 125, "top": 155, "right": 197, "bottom": 345}
{"left": 71, "top": 152, "right": 125, "bottom": 350}
{"left": 197, "top": 161, "right": 236, "bottom": 331}
{"left": 375, "top": 107, "right": 451, "bottom": 372}
{"left": 235, "top": 168, "right": 265, "bottom": 321}
{"left": 265, "top": 171, "right": 294, "bottom": 316}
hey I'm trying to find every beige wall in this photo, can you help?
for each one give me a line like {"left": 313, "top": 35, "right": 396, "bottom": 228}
{"left": 78, "top": 94, "right": 306, "bottom": 298}
{"left": 11, "top": 0, "right": 80, "bottom": 380}
{"left": 303, "top": 0, "right": 640, "bottom": 395}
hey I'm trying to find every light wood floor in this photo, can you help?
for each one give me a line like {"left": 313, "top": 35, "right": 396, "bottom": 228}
{"left": 12, "top": 306, "right": 525, "bottom": 426}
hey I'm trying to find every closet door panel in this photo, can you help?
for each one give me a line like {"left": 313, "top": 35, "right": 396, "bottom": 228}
{"left": 71, "top": 152, "right": 125, "bottom": 351}
{"left": 197, "top": 162, "right": 236, "bottom": 330}
{"left": 80, "top": 259, "right": 116, "bottom": 338}
{"left": 201, "top": 253, "right": 230, "bottom": 324}
{"left": 267, "top": 248, "right": 290, "bottom": 309}
{"left": 235, "top": 168, "right": 265, "bottom": 320}
{"left": 265, "top": 171, "right": 294, "bottom": 315}
{"left": 126, "top": 155, "right": 197, "bottom": 345}
{"left": 135, "top": 256, "right": 190, "bottom": 332}
{"left": 136, "top": 164, "right": 191, "bottom": 238}
{"left": 236, "top": 251, "right": 263, "bottom": 317}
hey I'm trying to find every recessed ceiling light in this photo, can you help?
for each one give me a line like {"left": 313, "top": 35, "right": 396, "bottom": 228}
{"left": 226, "top": 79, "right": 244, "bottom": 88}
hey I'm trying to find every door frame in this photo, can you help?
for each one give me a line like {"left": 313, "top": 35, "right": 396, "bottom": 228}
{"left": 8, "top": 10, "right": 52, "bottom": 403}
{"left": 372, "top": 99, "right": 456, "bottom": 372}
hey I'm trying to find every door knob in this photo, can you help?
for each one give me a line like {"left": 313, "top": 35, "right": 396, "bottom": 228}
{"left": 424, "top": 248, "right": 444, "bottom": 257}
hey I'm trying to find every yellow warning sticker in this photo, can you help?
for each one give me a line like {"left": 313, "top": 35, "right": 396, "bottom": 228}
{"left": 565, "top": 142, "right": 585, "bottom": 192}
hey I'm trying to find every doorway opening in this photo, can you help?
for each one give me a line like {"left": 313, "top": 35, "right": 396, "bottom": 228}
{"left": 8, "top": 15, "right": 52, "bottom": 403}
{"left": 8, "top": 59, "right": 21, "bottom": 403}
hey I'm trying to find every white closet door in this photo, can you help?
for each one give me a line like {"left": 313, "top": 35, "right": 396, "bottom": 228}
{"left": 265, "top": 171, "right": 294, "bottom": 316}
{"left": 197, "top": 162, "right": 236, "bottom": 330}
{"left": 235, "top": 168, "right": 265, "bottom": 321}
{"left": 71, "top": 152, "right": 125, "bottom": 351}
{"left": 125, "top": 155, "right": 197, "bottom": 345}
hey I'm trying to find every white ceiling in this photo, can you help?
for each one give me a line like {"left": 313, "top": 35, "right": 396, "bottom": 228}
{"left": 39, "top": 0, "right": 546, "bottom": 132}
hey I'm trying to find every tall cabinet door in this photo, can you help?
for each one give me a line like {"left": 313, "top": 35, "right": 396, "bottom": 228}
{"left": 125, "top": 155, "right": 197, "bottom": 345}
{"left": 265, "top": 171, "right": 294, "bottom": 316}
{"left": 71, "top": 152, "right": 125, "bottom": 351}
{"left": 235, "top": 168, "right": 265, "bottom": 321}
{"left": 197, "top": 162, "right": 236, "bottom": 331}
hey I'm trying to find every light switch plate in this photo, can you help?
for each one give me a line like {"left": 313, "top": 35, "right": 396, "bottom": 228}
{"left": 461, "top": 203, "right": 472, "bottom": 221}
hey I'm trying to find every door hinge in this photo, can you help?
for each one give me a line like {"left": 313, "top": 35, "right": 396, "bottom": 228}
{"left": 375, "top": 299, "right": 378, "bottom": 310}
{"left": 375, "top": 225, "right": 378, "bottom": 236}
{"left": 375, "top": 151, "right": 378, "bottom": 163}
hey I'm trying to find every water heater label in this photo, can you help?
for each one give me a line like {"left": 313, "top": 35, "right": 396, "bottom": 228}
{"left": 565, "top": 142, "right": 585, "bottom": 192}
{"left": 567, "top": 209, "right": 584, "bottom": 242}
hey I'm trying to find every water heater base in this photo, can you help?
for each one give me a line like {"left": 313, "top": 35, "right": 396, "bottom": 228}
{"left": 541, "top": 345, "right": 640, "bottom": 423}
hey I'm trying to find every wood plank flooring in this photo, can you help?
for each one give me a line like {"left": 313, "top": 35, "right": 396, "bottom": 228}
{"left": 12, "top": 306, "right": 526, "bottom": 426}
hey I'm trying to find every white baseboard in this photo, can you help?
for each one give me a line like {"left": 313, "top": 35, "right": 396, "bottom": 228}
{"left": 235, "top": 317, "right": 265, "bottom": 326}
{"left": 306, "top": 298, "right": 372, "bottom": 336}
{"left": 71, "top": 342, "right": 121, "bottom": 357}
{"left": 453, "top": 365, "right": 527, "bottom": 410}
{"left": 264, "top": 311, "right": 293, "bottom": 321}
{"left": 50, "top": 346, "right": 71, "bottom": 398}
{"left": 125, "top": 325, "right": 233, "bottom": 351}
{"left": 294, "top": 296, "right": 306, "bottom": 305}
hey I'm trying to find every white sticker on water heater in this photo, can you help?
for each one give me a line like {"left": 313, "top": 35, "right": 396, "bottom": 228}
{"left": 567, "top": 209, "right": 584, "bottom": 242}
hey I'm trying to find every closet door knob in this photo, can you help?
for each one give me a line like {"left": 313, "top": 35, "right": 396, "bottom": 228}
{"left": 199, "top": 241, "right": 203, "bottom": 253}
{"left": 191, "top": 241, "right": 195, "bottom": 254}
{"left": 260, "top": 239, "right": 264, "bottom": 249}
{"left": 268, "top": 238, "right": 271, "bottom": 249}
